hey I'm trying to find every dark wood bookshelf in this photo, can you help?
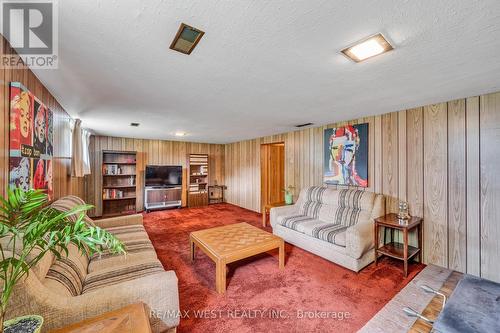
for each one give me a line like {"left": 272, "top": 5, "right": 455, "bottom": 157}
{"left": 101, "top": 150, "right": 137, "bottom": 217}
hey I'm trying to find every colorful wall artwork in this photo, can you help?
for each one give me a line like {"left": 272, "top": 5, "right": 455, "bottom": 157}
{"left": 9, "top": 82, "right": 53, "bottom": 198}
{"left": 323, "top": 123, "right": 368, "bottom": 187}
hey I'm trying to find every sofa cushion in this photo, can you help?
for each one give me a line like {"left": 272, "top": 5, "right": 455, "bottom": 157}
{"left": 82, "top": 259, "right": 165, "bottom": 294}
{"left": 310, "top": 223, "right": 347, "bottom": 247}
{"left": 105, "top": 224, "right": 149, "bottom": 239}
{"left": 334, "top": 189, "right": 374, "bottom": 227}
{"left": 44, "top": 244, "right": 89, "bottom": 296}
{"left": 51, "top": 195, "right": 95, "bottom": 227}
{"left": 89, "top": 239, "right": 155, "bottom": 261}
{"left": 299, "top": 186, "right": 327, "bottom": 218}
{"left": 88, "top": 224, "right": 157, "bottom": 273}
{"left": 297, "top": 187, "right": 376, "bottom": 226}
{"left": 30, "top": 248, "right": 55, "bottom": 281}
{"left": 337, "top": 189, "right": 376, "bottom": 211}
{"left": 278, "top": 214, "right": 347, "bottom": 247}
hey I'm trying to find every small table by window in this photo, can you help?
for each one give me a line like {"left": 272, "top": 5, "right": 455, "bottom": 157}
{"left": 374, "top": 213, "right": 423, "bottom": 278}
{"left": 262, "top": 201, "right": 287, "bottom": 227}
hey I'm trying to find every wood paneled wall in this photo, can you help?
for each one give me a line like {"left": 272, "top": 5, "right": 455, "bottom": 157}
{"left": 87, "top": 136, "right": 225, "bottom": 216}
{"left": 224, "top": 91, "right": 500, "bottom": 282}
{"left": 0, "top": 36, "right": 83, "bottom": 200}
{"left": 3, "top": 34, "right": 498, "bottom": 281}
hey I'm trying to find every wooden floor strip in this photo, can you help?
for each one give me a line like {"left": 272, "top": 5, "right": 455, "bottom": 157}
{"left": 409, "top": 271, "right": 463, "bottom": 332}
{"left": 359, "top": 265, "right": 453, "bottom": 333}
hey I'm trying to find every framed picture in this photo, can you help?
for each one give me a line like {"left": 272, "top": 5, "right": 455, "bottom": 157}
{"left": 323, "top": 123, "right": 368, "bottom": 187}
{"left": 9, "top": 82, "right": 53, "bottom": 198}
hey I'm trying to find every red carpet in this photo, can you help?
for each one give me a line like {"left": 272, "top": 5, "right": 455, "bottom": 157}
{"left": 143, "top": 203, "right": 424, "bottom": 333}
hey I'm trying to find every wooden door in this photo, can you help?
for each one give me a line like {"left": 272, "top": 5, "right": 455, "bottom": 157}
{"left": 261, "top": 143, "right": 285, "bottom": 208}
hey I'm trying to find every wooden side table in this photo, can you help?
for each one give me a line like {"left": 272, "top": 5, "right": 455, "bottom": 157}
{"left": 374, "top": 213, "right": 423, "bottom": 277}
{"left": 208, "top": 185, "right": 225, "bottom": 204}
{"left": 261, "top": 201, "right": 287, "bottom": 227}
{"left": 50, "top": 303, "right": 152, "bottom": 333}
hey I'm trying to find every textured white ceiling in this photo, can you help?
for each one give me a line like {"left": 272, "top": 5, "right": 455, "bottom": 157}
{"left": 30, "top": 0, "right": 500, "bottom": 143}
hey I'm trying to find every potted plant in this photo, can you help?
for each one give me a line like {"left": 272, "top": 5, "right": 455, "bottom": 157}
{"left": 0, "top": 189, "right": 125, "bottom": 333}
{"left": 282, "top": 185, "right": 295, "bottom": 205}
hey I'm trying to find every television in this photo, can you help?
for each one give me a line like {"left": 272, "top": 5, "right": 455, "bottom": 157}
{"left": 145, "top": 165, "right": 182, "bottom": 187}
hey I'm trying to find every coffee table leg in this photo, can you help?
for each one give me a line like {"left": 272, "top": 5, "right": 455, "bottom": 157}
{"left": 279, "top": 241, "right": 285, "bottom": 270}
{"left": 190, "top": 238, "right": 195, "bottom": 261}
{"left": 216, "top": 259, "right": 226, "bottom": 294}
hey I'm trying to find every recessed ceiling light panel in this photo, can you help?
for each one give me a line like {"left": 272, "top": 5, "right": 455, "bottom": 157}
{"left": 341, "top": 33, "right": 393, "bottom": 63}
{"left": 170, "top": 23, "right": 205, "bottom": 55}
{"left": 175, "top": 132, "right": 187, "bottom": 137}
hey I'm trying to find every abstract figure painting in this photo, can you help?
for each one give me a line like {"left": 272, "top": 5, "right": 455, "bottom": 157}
{"left": 9, "top": 82, "right": 53, "bottom": 198}
{"left": 324, "top": 124, "right": 368, "bottom": 187}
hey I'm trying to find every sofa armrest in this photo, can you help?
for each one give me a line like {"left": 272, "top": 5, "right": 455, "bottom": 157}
{"left": 346, "top": 220, "right": 374, "bottom": 259}
{"left": 371, "top": 194, "right": 386, "bottom": 220}
{"left": 94, "top": 213, "right": 143, "bottom": 229}
{"left": 269, "top": 205, "right": 299, "bottom": 227}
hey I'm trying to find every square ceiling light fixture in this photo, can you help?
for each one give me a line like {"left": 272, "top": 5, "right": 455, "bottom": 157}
{"left": 170, "top": 23, "right": 205, "bottom": 55}
{"left": 341, "top": 33, "right": 393, "bottom": 62}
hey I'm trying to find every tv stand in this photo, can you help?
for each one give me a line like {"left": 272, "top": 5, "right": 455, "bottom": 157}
{"left": 144, "top": 186, "right": 182, "bottom": 212}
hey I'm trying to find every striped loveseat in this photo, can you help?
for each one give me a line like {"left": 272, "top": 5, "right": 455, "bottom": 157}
{"left": 270, "top": 187, "right": 385, "bottom": 272}
{"left": 6, "top": 196, "right": 180, "bottom": 332}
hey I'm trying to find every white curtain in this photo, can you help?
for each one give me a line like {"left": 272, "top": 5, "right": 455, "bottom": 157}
{"left": 71, "top": 119, "right": 91, "bottom": 177}
{"left": 82, "top": 129, "right": 91, "bottom": 175}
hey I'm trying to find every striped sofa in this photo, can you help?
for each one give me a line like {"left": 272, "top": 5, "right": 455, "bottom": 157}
{"left": 270, "top": 187, "right": 385, "bottom": 272}
{"left": 6, "top": 196, "right": 180, "bottom": 332}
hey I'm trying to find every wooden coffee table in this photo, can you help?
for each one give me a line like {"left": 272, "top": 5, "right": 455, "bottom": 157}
{"left": 50, "top": 303, "right": 151, "bottom": 333}
{"left": 189, "top": 222, "right": 285, "bottom": 294}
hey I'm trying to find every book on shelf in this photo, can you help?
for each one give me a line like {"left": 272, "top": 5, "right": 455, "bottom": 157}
{"left": 191, "top": 166, "right": 208, "bottom": 176}
{"left": 103, "top": 164, "right": 122, "bottom": 175}
{"left": 123, "top": 157, "right": 136, "bottom": 163}
{"left": 103, "top": 189, "right": 125, "bottom": 199}
{"left": 126, "top": 176, "right": 135, "bottom": 185}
